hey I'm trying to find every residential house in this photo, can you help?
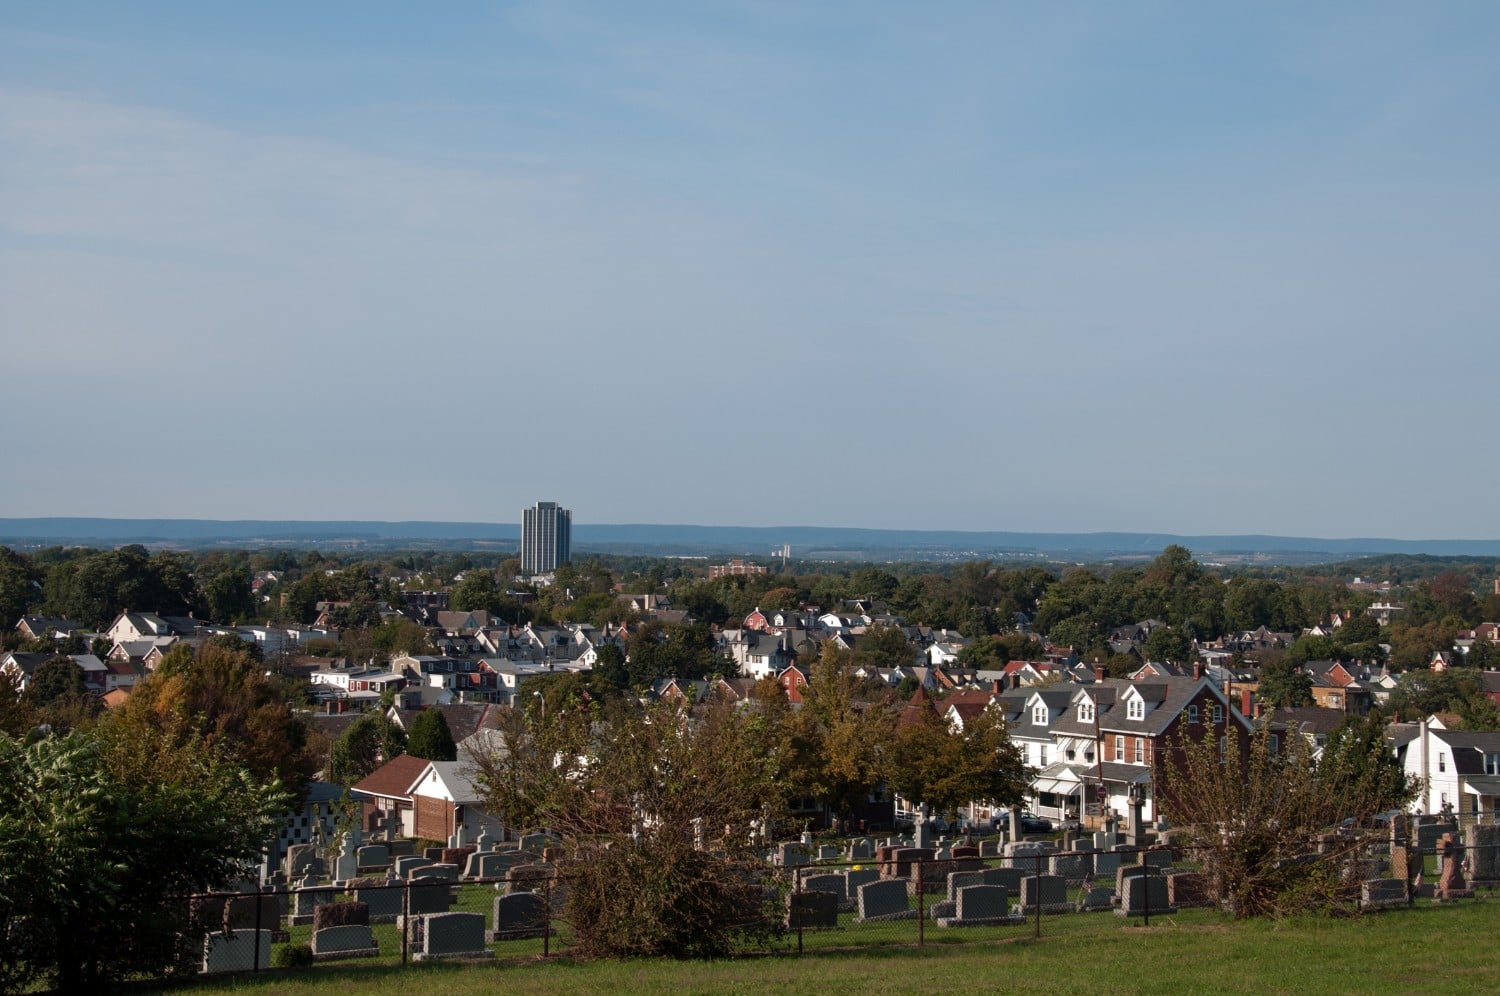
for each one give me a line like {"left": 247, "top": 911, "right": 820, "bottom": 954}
{"left": 351, "top": 753, "right": 432, "bottom": 838}
{"left": 407, "top": 758, "right": 506, "bottom": 841}
{"left": 1395, "top": 717, "right": 1500, "bottom": 818}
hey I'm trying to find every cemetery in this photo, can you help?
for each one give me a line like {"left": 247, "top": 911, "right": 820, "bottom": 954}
{"left": 187, "top": 807, "right": 1500, "bottom": 979}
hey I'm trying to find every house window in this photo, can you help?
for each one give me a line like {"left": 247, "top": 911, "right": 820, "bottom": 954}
{"left": 1040, "top": 745, "right": 1049, "bottom": 767}
{"left": 1114, "top": 735, "right": 1124, "bottom": 761}
{"left": 1128, "top": 698, "right": 1143, "bottom": 721}
{"left": 1212, "top": 705, "right": 1223, "bottom": 724}
{"left": 1080, "top": 701, "right": 1094, "bottom": 723}
{"left": 1187, "top": 705, "right": 1198, "bottom": 724}
{"left": 1439, "top": 753, "right": 1446, "bottom": 773}
{"left": 1329, "top": 694, "right": 1341, "bottom": 708}
{"left": 1270, "top": 734, "right": 1280, "bottom": 754}
{"left": 1134, "top": 740, "right": 1144, "bottom": 763}
{"left": 1033, "top": 705, "right": 1047, "bottom": 726}
{"left": 1487, "top": 754, "right": 1500, "bottom": 776}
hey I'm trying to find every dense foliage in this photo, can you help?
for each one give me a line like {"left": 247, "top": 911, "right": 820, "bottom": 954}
{"left": 0, "top": 727, "right": 286, "bottom": 992}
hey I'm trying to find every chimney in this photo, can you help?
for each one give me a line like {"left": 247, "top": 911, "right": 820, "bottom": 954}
{"left": 1252, "top": 700, "right": 1263, "bottom": 720}
{"left": 1008, "top": 673, "right": 1020, "bottom": 690}
{"left": 991, "top": 679, "right": 1002, "bottom": 694}
{"left": 1192, "top": 661, "right": 1203, "bottom": 680}
{"left": 1240, "top": 689, "right": 1252, "bottom": 716}
{"left": 1094, "top": 665, "right": 1106, "bottom": 682}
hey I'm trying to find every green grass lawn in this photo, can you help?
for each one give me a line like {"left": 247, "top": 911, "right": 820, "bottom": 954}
{"left": 165, "top": 897, "right": 1500, "bottom": 995}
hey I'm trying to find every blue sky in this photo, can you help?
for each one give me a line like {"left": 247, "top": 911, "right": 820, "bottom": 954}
{"left": 2, "top": 2, "right": 1497, "bottom": 537}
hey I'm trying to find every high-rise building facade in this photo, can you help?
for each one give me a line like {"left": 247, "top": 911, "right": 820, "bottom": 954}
{"left": 521, "top": 501, "right": 572, "bottom": 574}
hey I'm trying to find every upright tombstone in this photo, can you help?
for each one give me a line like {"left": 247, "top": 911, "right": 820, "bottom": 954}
{"left": 855, "top": 879, "right": 917, "bottom": 922}
{"left": 1437, "top": 833, "right": 1474, "bottom": 901}
{"left": 1166, "top": 871, "right": 1209, "bottom": 908}
{"left": 1018, "top": 874, "right": 1070, "bottom": 915}
{"left": 935, "top": 884, "right": 1023, "bottom": 927}
{"left": 351, "top": 878, "right": 404, "bottom": 923}
{"left": 1465, "top": 823, "right": 1500, "bottom": 884}
{"left": 1116, "top": 871, "right": 1174, "bottom": 917}
{"left": 284, "top": 844, "right": 322, "bottom": 882}
{"left": 357, "top": 844, "right": 391, "bottom": 873}
{"left": 395, "top": 855, "right": 434, "bottom": 879}
{"left": 1360, "top": 878, "right": 1408, "bottom": 911}
{"left": 800, "top": 873, "right": 849, "bottom": 905}
{"left": 519, "top": 832, "right": 551, "bottom": 855}
{"left": 777, "top": 842, "right": 809, "bottom": 868}
{"left": 982, "top": 866, "right": 1027, "bottom": 894}
{"left": 786, "top": 889, "right": 839, "bottom": 930}
{"left": 491, "top": 891, "right": 551, "bottom": 941}
{"left": 848, "top": 838, "right": 875, "bottom": 861}
{"left": 476, "top": 827, "right": 496, "bottom": 853}
{"left": 311, "top": 924, "right": 380, "bottom": 961}
{"left": 412, "top": 911, "right": 494, "bottom": 961}
{"left": 844, "top": 868, "right": 880, "bottom": 896}
{"left": 333, "top": 836, "right": 359, "bottom": 885}
{"left": 201, "top": 929, "right": 271, "bottom": 974}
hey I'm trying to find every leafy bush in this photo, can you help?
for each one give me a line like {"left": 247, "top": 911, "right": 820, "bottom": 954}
{"left": 273, "top": 943, "right": 314, "bottom": 969}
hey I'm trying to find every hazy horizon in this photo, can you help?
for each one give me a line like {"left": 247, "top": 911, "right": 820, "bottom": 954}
{"left": 3, "top": 4, "right": 1497, "bottom": 537}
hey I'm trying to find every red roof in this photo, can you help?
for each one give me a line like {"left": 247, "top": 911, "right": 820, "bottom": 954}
{"left": 350, "top": 754, "right": 431, "bottom": 801}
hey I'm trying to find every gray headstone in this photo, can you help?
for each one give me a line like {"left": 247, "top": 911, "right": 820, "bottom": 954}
{"left": 353, "top": 883, "right": 404, "bottom": 923}
{"left": 357, "top": 845, "right": 391, "bottom": 871}
{"left": 407, "top": 880, "right": 456, "bottom": 916}
{"left": 817, "top": 844, "right": 841, "bottom": 862}
{"left": 946, "top": 870, "right": 987, "bottom": 902}
{"left": 518, "top": 832, "right": 551, "bottom": 854}
{"left": 395, "top": 855, "right": 434, "bottom": 878}
{"left": 491, "top": 891, "right": 550, "bottom": 941}
{"left": 476, "top": 827, "right": 495, "bottom": 853}
{"left": 982, "top": 866, "right": 1026, "bottom": 893}
{"left": 1050, "top": 852, "right": 1092, "bottom": 880}
{"left": 201, "top": 929, "right": 271, "bottom": 973}
{"left": 777, "top": 842, "right": 809, "bottom": 867}
{"left": 848, "top": 838, "right": 874, "bottom": 861}
{"left": 856, "top": 879, "right": 916, "bottom": 921}
{"left": 414, "top": 911, "right": 493, "bottom": 961}
{"left": 311, "top": 924, "right": 379, "bottom": 960}
{"left": 800, "top": 873, "right": 848, "bottom": 903}
{"left": 505, "top": 863, "right": 556, "bottom": 894}
{"left": 956, "top": 884, "right": 1010, "bottom": 921}
{"left": 1019, "top": 874, "right": 1069, "bottom": 913}
{"left": 284, "top": 844, "right": 322, "bottom": 881}
{"left": 410, "top": 863, "right": 460, "bottom": 883}
{"left": 1093, "top": 850, "right": 1121, "bottom": 877}
{"left": 289, "top": 886, "right": 339, "bottom": 925}
{"left": 1077, "top": 886, "right": 1115, "bottom": 912}
{"left": 844, "top": 868, "right": 880, "bottom": 894}
{"left": 1466, "top": 823, "right": 1500, "bottom": 883}
{"left": 1360, "top": 878, "right": 1407, "bottom": 910}
{"left": 1117, "top": 873, "right": 1174, "bottom": 917}
{"left": 787, "top": 889, "right": 839, "bottom": 929}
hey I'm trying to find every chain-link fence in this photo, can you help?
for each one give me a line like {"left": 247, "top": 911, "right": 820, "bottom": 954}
{"left": 180, "top": 825, "right": 1500, "bottom": 981}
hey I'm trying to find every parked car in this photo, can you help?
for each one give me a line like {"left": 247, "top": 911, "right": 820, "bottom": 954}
{"left": 990, "top": 811, "right": 1053, "bottom": 834}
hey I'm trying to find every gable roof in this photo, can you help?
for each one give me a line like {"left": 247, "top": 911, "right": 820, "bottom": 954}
{"left": 350, "top": 753, "right": 432, "bottom": 802}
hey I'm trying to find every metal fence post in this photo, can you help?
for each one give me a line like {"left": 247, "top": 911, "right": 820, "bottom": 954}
{"left": 795, "top": 868, "right": 804, "bottom": 955}
{"left": 1141, "top": 848, "right": 1150, "bottom": 927}
{"left": 401, "top": 879, "right": 410, "bottom": 966}
{"left": 253, "top": 886, "right": 263, "bottom": 973}
{"left": 544, "top": 878, "right": 551, "bottom": 957}
{"left": 917, "top": 862, "right": 925, "bottom": 948}
{"left": 1034, "top": 852, "right": 1042, "bottom": 939}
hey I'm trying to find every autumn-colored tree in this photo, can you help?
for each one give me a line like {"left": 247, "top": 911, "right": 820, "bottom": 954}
{"left": 108, "top": 640, "right": 321, "bottom": 793}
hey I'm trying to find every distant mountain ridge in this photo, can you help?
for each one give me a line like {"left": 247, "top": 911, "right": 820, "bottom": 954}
{"left": 2, "top": 517, "right": 1499, "bottom": 558}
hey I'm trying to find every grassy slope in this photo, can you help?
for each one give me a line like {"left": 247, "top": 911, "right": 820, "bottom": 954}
{"left": 171, "top": 900, "right": 1497, "bottom": 995}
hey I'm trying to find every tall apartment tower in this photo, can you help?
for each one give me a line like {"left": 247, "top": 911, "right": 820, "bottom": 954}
{"left": 521, "top": 501, "right": 572, "bottom": 575}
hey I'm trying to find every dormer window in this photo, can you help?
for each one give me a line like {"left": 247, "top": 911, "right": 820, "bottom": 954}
{"left": 1128, "top": 697, "right": 1144, "bottom": 721}
{"left": 1033, "top": 704, "right": 1048, "bottom": 726}
{"left": 1079, "top": 701, "right": 1095, "bottom": 723}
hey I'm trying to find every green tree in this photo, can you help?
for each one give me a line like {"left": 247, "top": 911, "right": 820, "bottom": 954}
{"left": 330, "top": 712, "right": 407, "bottom": 786}
{"left": 1255, "top": 656, "right": 1313, "bottom": 708}
{"left": 450, "top": 569, "right": 504, "bottom": 614}
{"left": 407, "top": 709, "right": 457, "bottom": 762}
{"left": 888, "top": 703, "right": 1031, "bottom": 819}
{"left": 25, "top": 656, "right": 85, "bottom": 708}
{"left": 1143, "top": 626, "right": 1194, "bottom": 664}
{"left": 473, "top": 698, "right": 786, "bottom": 958}
{"left": 0, "top": 727, "right": 287, "bottom": 991}
{"left": 0, "top": 547, "right": 39, "bottom": 628}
